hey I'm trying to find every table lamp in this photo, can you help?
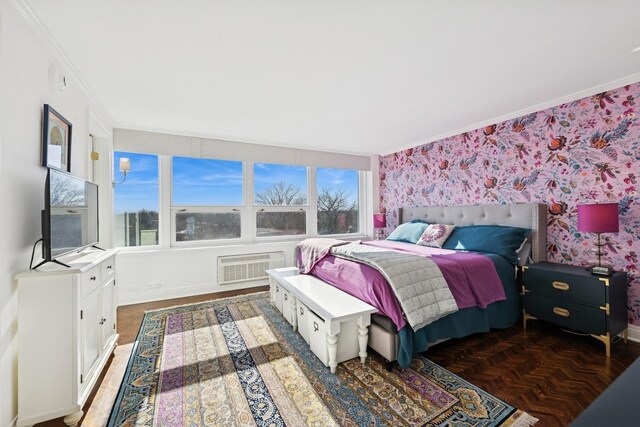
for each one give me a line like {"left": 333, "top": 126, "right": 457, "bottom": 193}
{"left": 577, "top": 202, "right": 619, "bottom": 276}
{"left": 373, "top": 213, "right": 386, "bottom": 240}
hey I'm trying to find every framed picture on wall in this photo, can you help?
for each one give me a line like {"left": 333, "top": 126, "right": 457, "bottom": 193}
{"left": 42, "top": 104, "right": 72, "bottom": 172}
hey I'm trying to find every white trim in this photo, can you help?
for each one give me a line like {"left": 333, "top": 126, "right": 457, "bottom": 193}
{"left": 380, "top": 72, "right": 640, "bottom": 156}
{"left": 9, "top": 416, "right": 17, "bottom": 427}
{"left": 8, "top": 0, "right": 115, "bottom": 129}
{"left": 118, "top": 281, "right": 268, "bottom": 306}
{"left": 626, "top": 324, "right": 640, "bottom": 343}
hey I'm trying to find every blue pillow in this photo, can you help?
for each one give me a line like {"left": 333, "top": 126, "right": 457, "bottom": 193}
{"left": 386, "top": 222, "right": 429, "bottom": 244}
{"left": 442, "top": 224, "right": 530, "bottom": 264}
{"left": 411, "top": 219, "right": 432, "bottom": 224}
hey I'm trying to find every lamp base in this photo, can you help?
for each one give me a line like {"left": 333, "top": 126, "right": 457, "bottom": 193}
{"left": 589, "top": 265, "right": 614, "bottom": 277}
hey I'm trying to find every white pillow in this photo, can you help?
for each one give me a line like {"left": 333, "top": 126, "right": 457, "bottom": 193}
{"left": 417, "top": 224, "right": 455, "bottom": 248}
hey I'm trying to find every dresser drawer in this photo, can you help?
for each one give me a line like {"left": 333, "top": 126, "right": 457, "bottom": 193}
{"left": 101, "top": 257, "right": 115, "bottom": 281}
{"left": 524, "top": 293, "right": 607, "bottom": 335}
{"left": 523, "top": 268, "right": 606, "bottom": 306}
{"left": 81, "top": 267, "right": 102, "bottom": 297}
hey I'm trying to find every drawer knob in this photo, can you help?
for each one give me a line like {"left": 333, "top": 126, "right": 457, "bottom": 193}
{"left": 552, "top": 281, "right": 570, "bottom": 291}
{"left": 90, "top": 276, "right": 96, "bottom": 281}
{"left": 313, "top": 322, "right": 319, "bottom": 332}
{"left": 300, "top": 307, "right": 304, "bottom": 315}
{"left": 275, "top": 286, "right": 279, "bottom": 292}
{"left": 553, "top": 307, "right": 570, "bottom": 317}
{"left": 284, "top": 294, "right": 288, "bottom": 301}
{"left": 107, "top": 265, "right": 112, "bottom": 269}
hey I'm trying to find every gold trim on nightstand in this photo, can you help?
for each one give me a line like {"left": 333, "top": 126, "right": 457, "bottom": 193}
{"left": 598, "top": 277, "right": 610, "bottom": 287}
{"left": 599, "top": 304, "right": 610, "bottom": 315}
{"left": 552, "top": 307, "right": 570, "bottom": 317}
{"left": 591, "top": 332, "right": 612, "bottom": 357}
{"left": 521, "top": 286, "right": 529, "bottom": 295}
{"left": 521, "top": 265, "right": 528, "bottom": 272}
{"left": 552, "top": 281, "right": 570, "bottom": 291}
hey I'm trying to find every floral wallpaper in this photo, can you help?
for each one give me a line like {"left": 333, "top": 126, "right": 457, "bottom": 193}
{"left": 379, "top": 82, "right": 640, "bottom": 324}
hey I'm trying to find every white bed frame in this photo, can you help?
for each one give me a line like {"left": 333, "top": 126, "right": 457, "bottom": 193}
{"left": 368, "top": 202, "right": 547, "bottom": 364}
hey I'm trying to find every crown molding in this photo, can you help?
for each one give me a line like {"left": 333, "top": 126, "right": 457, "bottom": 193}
{"left": 9, "top": 0, "right": 115, "bottom": 129}
{"left": 380, "top": 72, "right": 640, "bottom": 156}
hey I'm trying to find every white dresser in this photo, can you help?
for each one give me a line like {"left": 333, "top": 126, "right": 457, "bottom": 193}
{"left": 15, "top": 249, "right": 119, "bottom": 427}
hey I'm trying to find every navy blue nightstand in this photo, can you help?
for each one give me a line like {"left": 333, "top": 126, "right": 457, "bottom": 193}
{"left": 521, "top": 262, "right": 628, "bottom": 357}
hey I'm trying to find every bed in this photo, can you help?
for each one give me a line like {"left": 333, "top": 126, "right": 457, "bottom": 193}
{"left": 300, "top": 203, "right": 547, "bottom": 368}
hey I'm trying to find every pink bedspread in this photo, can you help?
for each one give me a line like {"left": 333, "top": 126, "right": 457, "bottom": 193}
{"left": 306, "top": 240, "right": 506, "bottom": 331}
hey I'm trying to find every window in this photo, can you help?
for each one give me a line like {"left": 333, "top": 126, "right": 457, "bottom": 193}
{"left": 317, "top": 168, "right": 359, "bottom": 235}
{"left": 171, "top": 157, "right": 243, "bottom": 242}
{"left": 254, "top": 163, "right": 307, "bottom": 237}
{"left": 113, "top": 152, "right": 159, "bottom": 247}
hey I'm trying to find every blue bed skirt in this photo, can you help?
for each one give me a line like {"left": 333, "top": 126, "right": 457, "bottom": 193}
{"left": 397, "top": 253, "right": 520, "bottom": 368}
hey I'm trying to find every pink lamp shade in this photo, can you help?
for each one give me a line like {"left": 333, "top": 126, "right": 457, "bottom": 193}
{"left": 373, "top": 213, "right": 387, "bottom": 229}
{"left": 577, "top": 203, "right": 619, "bottom": 233}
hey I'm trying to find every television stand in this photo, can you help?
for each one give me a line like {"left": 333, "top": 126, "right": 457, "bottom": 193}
{"left": 32, "top": 258, "right": 71, "bottom": 270}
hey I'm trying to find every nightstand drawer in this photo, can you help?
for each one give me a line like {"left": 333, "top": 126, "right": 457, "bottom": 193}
{"left": 523, "top": 269, "right": 606, "bottom": 306}
{"left": 524, "top": 293, "right": 607, "bottom": 335}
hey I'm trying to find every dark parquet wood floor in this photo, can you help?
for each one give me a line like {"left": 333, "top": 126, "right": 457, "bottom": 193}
{"left": 38, "top": 287, "right": 640, "bottom": 426}
{"left": 426, "top": 321, "right": 640, "bottom": 426}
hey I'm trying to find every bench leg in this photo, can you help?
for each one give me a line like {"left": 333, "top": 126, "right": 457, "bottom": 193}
{"left": 358, "top": 326, "right": 368, "bottom": 364}
{"left": 327, "top": 333, "right": 338, "bottom": 374}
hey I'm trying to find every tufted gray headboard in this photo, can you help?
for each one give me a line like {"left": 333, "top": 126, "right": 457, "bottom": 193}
{"left": 399, "top": 203, "right": 547, "bottom": 262}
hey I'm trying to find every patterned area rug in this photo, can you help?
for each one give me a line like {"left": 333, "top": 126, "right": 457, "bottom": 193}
{"left": 108, "top": 291, "right": 537, "bottom": 426}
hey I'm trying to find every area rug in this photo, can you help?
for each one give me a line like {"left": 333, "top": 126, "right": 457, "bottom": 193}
{"left": 107, "top": 291, "right": 537, "bottom": 426}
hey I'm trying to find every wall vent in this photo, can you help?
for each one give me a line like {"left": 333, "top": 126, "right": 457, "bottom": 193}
{"left": 217, "top": 252, "right": 285, "bottom": 285}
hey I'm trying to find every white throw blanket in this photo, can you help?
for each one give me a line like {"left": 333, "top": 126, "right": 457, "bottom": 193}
{"left": 296, "top": 238, "right": 352, "bottom": 273}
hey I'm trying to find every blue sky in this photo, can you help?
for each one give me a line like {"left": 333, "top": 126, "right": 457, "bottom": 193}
{"left": 114, "top": 152, "right": 359, "bottom": 213}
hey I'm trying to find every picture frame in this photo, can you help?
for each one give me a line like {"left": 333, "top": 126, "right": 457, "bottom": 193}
{"left": 42, "top": 104, "right": 72, "bottom": 172}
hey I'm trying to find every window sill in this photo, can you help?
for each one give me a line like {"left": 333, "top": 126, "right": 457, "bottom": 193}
{"left": 114, "top": 234, "right": 371, "bottom": 255}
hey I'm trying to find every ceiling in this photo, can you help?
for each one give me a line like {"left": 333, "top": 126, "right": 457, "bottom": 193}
{"left": 26, "top": 0, "right": 640, "bottom": 155}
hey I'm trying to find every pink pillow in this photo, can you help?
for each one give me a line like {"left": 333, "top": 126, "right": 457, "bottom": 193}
{"left": 417, "top": 224, "right": 455, "bottom": 248}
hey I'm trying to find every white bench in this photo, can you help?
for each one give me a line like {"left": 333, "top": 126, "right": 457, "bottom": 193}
{"left": 267, "top": 267, "right": 377, "bottom": 373}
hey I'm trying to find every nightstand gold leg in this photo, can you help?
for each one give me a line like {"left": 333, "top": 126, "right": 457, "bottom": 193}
{"left": 522, "top": 310, "right": 537, "bottom": 331}
{"left": 591, "top": 333, "right": 611, "bottom": 357}
{"left": 623, "top": 328, "right": 628, "bottom": 344}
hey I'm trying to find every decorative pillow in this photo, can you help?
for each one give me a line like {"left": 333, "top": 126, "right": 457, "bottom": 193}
{"left": 417, "top": 224, "right": 455, "bottom": 248}
{"left": 442, "top": 224, "right": 531, "bottom": 264}
{"left": 386, "top": 222, "right": 429, "bottom": 244}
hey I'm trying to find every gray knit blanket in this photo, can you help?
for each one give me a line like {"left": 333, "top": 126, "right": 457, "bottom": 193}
{"left": 331, "top": 242, "right": 458, "bottom": 330}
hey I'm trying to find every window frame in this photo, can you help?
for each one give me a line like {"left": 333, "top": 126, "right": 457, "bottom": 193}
{"left": 315, "top": 167, "right": 363, "bottom": 237}
{"left": 170, "top": 158, "right": 245, "bottom": 246}
{"left": 113, "top": 152, "right": 368, "bottom": 250}
{"left": 112, "top": 151, "right": 161, "bottom": 250}
{"left": 253, "top": 164, "right": 311, "bottom": 241}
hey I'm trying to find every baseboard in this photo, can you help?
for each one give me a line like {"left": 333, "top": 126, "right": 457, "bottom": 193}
{"left": 118, "top": 280, "right": 268, "bottom": 306}
{"left": 10, "top": 415, "right": 17, "bottom": 427}
{"left": 626, "top": 324, "right": 640, "bottom": 343}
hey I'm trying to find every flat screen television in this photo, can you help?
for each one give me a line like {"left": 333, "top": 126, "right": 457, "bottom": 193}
{"left": 37, "top": 169, "right": 99, "bottom": 268}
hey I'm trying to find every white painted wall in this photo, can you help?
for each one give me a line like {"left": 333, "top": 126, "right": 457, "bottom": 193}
{"left": 117, "top": 241, "right": 299, "bottom": 305}
{"left": 0, "top": 2, "right": 112, "bottom": 424}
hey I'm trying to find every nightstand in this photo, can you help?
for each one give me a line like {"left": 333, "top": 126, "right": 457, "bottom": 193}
{"left": 521, "top": 262, "right": 628, "bottom": 357}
